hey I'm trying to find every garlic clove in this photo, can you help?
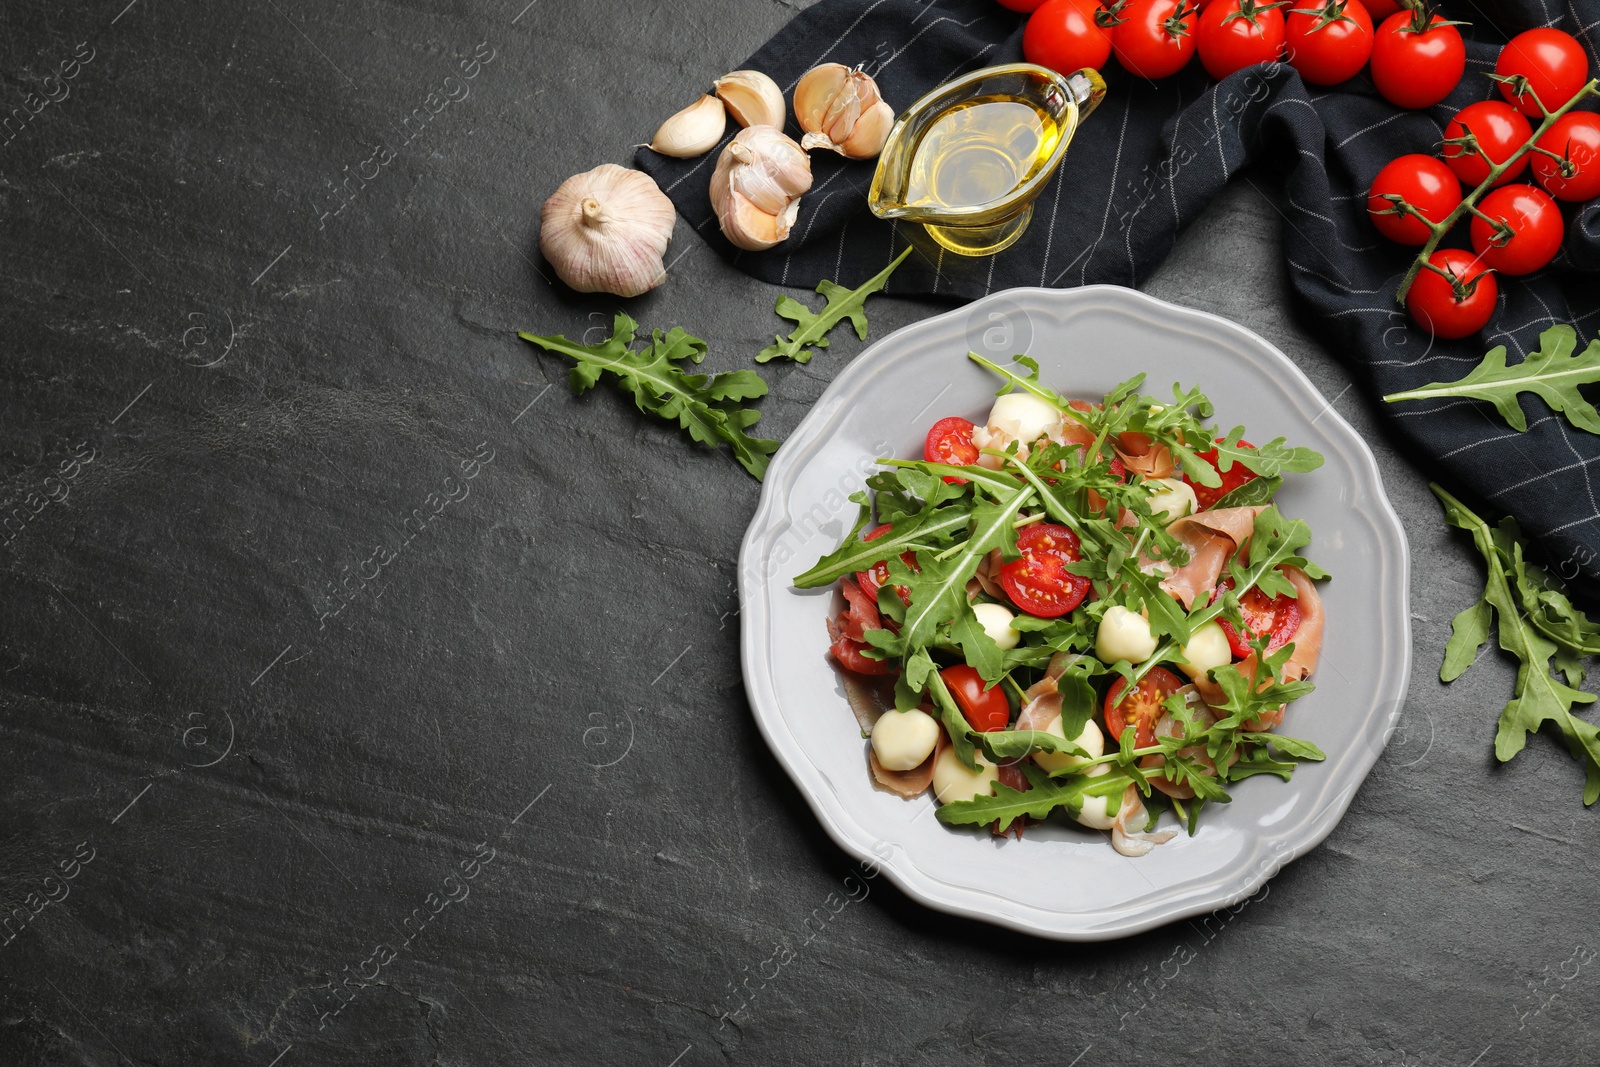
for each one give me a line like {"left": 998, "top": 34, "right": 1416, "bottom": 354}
{"left": 539, "top": 163, "right": 676, "bottom": 298}
{"left": 648, "top": 94, "right": 726, "bottom": 158}
{"left": 794, "top": 63, "right": 894, "bottom": 160}
{"left": 709, "top": 125, "right": 811, "bottom": 252}
{"left": 714, "top": 70, "right": 785, "bottom": 129}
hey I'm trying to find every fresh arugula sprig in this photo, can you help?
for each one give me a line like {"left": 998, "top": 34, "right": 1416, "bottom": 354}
{"left": 520, "top": 314, "right": 779, "bottom": 480}
{"left": 1433, "top": 483, "right": 1600, "bottom": 805}
{"left": 757, "top": 246, "right": 912, "bottom": 364}
{"left": 1383, "top": 325, "right": 1600, "bottom": 436}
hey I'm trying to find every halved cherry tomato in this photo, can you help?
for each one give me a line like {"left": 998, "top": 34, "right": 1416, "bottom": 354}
{"left": 942, "top": 663, "right": 1011, "bottom": 732}
{"left": 925, "top": 415, "right": 979, "bottom": 484}
{"left": 1469, "top": 183, "right": 1563, "bottom": 277}
{"left": 1213, "top": 576, "right": 1303, "bottom": 658}
{"left": 1405, "top": 247, "right": 1498, "bottom": 339}
{"left": 1370, "top": 10, "right": 1464, "bottom": 110}
{"left": 1183, "top": 440, "right": 1257, "bottom": 510}
{"left": 1442, "top": 101, "right": 1531, "bottom": 189}
{"left": 855, "top": 524, "right": 917, "bottom": 606}
{"left": 1284, "top": 0, "right": 1373, "bottom": 87}
{"left": 1495, "top": 27, "right": 1590, "bottom": 118}
{"left": 1104, "top": 666, "right": 1184, "bottom": 749}
{"left": 999, "top": 523, "right": 1091, "bottom": 618}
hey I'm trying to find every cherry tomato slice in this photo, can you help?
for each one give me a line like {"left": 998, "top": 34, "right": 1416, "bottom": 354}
{"left": 854, "top": 524, "right": 917, "bottom": 606}
{"left": 999, "top": 523, "right": 1091, "bottom": 618}
{"left": 1213, "top": 577, "right": 1302, "bottom": 658}
{"left": 941, "top": 663, "right": 1011, "bottom": 733}
{"left": 925, "top": 415, "right": 979, "bottom": 484}
{"left": 1104, "top": 666, "right": 1184, "bottom": 749}
{"left": 1182, "top": 440, "right": 1258, "bottom": 511}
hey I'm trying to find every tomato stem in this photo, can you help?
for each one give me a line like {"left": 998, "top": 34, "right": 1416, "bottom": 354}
{"left": 1395, "top": 78, "right": 1599, "bottom": 306}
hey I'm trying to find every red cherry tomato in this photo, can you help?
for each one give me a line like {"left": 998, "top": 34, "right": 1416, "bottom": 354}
{"left": 1183, "top": 440, "right": 1257, "bottom": 510}
{"left": 1441, "top": 101, "right": 1532, "bottom": 189}
{"left": 1531, "top": 112, "right": 1600, "bottom": 203}
{"left": 1370, "top": 11, "right": 1465, "bottom": 110}
{"left": 1109, "top": 0, "right": 1198, "bottom": 79}
{"left": 1196, "top": 0, "right": 1286, "bottom": 79}
{"left": 1366, "top": 154, "right": 1462, "bottom": 246}
{"left": 1213, "top": 577, "right": 1303, "bottom": 658}
{"left": 1406, "top": 248, "right": 1498, "bottom": 339}
{"left": 1104, "top": 666, "right": 1184, "bottom": 749}
{"left": 1495, "top": 27, "right": 1590, "bottom": 118}
{"left": 1024, "top": 0, "right": 1114, "bottom": 75}
{"left": 997, "top": 0, "right": 1051, "bottom": 10}
{"left": 1469, "top": 184, "right": 1564, "bottom": 277}
{"left": 924, "top": 415, "right": 979, "bottom": 484}
{"left": 1284, "top": 0, "right": 1373, "bottom": 87}
{"left": 855, "top": 524, "right": 918, "bottom": 606}
{"left": 998, "top": 523, "right": 1091, "bottom": 618}
{"left": 942, "top": 663, "right": 1012, "bottom": 732}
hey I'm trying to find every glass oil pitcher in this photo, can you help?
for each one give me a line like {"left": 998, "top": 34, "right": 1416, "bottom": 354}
{"left": 867, "top": 63, "right": 1106, "bottom": 257}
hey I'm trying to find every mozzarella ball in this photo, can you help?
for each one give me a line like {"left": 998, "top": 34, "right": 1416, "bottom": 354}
{"left": 1072, "top": 764, "right": 1117, "bottom": 830}
{"left": 1177, "top": 621, "right": 1232, "bottom": 681}
{"left": 986, "top": 392, "right": 1061, "bottom": 445}
{"left": 1145, "top": 477, "right": 1198, "bottom": 523}
{"left": 870, "top": 709, "right": 941, "bottom": 771}
{"left": 1096, "top": 605, "right": 1158, "bottom": 664}
{"left": 1034, "top": 716, "right": 1105, "bottom": 774}
{"left": 971, "top": 602, "right": 1020, "bottom": 651}
{"left": 932, "top": 745, "right": 1000, "bottom": 805}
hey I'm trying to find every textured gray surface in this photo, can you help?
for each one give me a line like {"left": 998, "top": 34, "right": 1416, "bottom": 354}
{"left": 0, "top": 1, "right": 1596, "bottom": 1065}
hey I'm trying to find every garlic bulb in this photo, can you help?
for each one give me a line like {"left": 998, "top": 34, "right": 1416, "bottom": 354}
{"left": 649, "top": 95, "right": 726, "bottom": 158}
{"left": 714, "top": 70, "right": 785, "bottom": 129}
{"left": 539, "top": 164, "right": 675, "bottom": 298}
{"left": 794, "top": 63, "right": 894, "bottom": 160}
{"left": 709, "top": 125, "right": 812, "bottom": 251}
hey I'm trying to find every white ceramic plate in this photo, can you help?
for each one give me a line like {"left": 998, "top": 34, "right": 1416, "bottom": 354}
{"left": 738, "top": 285, "right": 1410, "bottom": 941}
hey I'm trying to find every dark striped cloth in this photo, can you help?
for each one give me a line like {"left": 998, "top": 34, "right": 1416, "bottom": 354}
{"left": 636, "top": 0, "right": 1600, "bottom": 599}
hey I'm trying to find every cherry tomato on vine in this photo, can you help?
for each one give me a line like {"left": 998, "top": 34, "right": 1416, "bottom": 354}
{"left": 1370, "top": 10, "right": 1465, "bottom": 109}
{"left": 1531, "top": 112, "right": 1600, "bottom": 203}
{"left": 855, "top": 524, "right": 918, "bottom": 607}
{"left": 1469, "top": 184, "right": 1564, "bottom": 276}
{"left": 1182, "top": 440, "right": 1257, "bottom": 510}
{"left": 1213, "top": 576, "right": 1302, "bottom": 658}
{"left": 941, "top": 663, "right": 1012, "bottom": 732}
{"left": 1196, "top": 0, "right": 1286, "bottom": 79}
{"left": 1406, "top": 248, "right": 1497, "bottom": 339}
{"left": 1441, "top": 101, "right": 1532, "bottom": 189}
{"left": 1104, "top": 666, "right": 1184, "bottom": 749}
{"left": 1366, "top": 154, "right": 1462, "bottom": 245}
{"left": 1284, "top": 0, "right": 1373, "bottom": 87}
{"left": 1107, "top": 0, "right": 1198, "bottom": 79}
{"left": 998, "top": 523, "right": 1091, "bottom": 618}
{"left": 924, "top": 415, "right": 979, "bottom": 483}
{"left": 1024, "top": 0, "right": 1114, "bottom": 75}
{"left": 1495, "top": 27, "right": 1590, "bottom": 118}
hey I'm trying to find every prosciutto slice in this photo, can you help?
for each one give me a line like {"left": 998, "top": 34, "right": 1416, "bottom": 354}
{"left": 1015, "top": 652, "right": 1075, "bottom": 733}
{"left": 1111, "top": 786, "right": 1177, "bottom": 857}
{"left": 1160, "top": 506, "right": 1266, "bottom": 609}
{"left": 1191, "top": 564, "right": 1326, "bottom": 722}
{"left": 1114, "top": 432, "right": 1175, "bottom": 480}
{"left": 870, "top": 727, "right": 944, "bottom": 798}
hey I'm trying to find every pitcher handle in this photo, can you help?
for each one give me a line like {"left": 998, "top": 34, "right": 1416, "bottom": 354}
{"left": 1064, "top": 68, "right": 1107, "bottom": 123}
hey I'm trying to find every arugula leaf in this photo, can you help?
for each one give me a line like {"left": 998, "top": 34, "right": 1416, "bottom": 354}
{"left": 949, "top": 601, "right": 1006, "bottom": 683}
{"left": 925, "top": 661, "right": 978, "bottom": 770}
{"left": 757, "top": 247, "right": 912, "bottom": 364}
{"left": 895, "top": 486, "right": 1035, "bottom": 651}
{"left": 1433, "top": 483, "right": 1600, "bottom": 805}
{"left": 978, "top": 729, "right": 1087, "bottom": 761}
{"left": 1214, "top": 474, "right": 1282, "bottom": 510}
{"left": 793, "top": 506, "right": 968, "bottom": 589}
{"left": 1383, "top": 325, "right": 1600, "bottom": 435}
{"left": 936, "top": 764, "right": 1133, "bottom": 833}
{"left": 1210, "top": 425, "right": 1325, "bottom": 477}
{"left": 1441, "top": 595, "right": 1493, "bottom": 683}
{"left": 520, "top": 314, "right": 779, "bottom": 480}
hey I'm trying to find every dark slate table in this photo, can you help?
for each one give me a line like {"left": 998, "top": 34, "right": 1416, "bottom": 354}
{"left": 3, "top": 1, "right": 1596, "bottom": 1064}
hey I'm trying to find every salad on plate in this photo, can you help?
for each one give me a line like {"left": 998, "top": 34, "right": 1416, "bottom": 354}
{"left": 797, "top": 354, "right": 1331, "bottom": 857}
